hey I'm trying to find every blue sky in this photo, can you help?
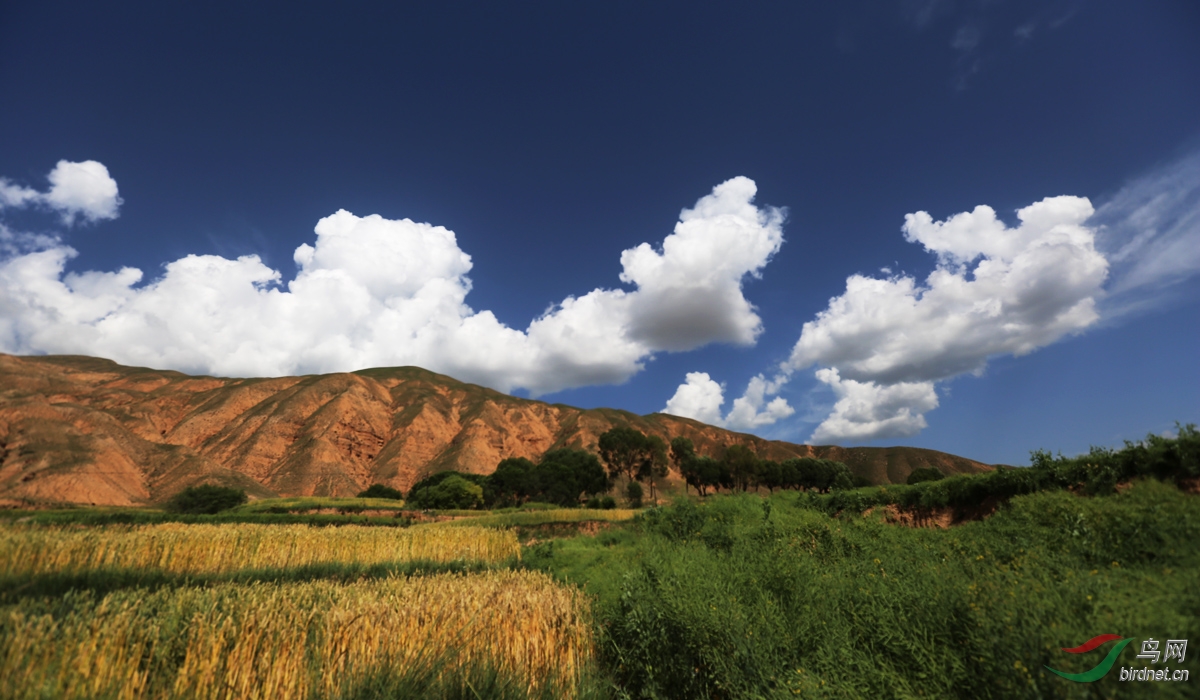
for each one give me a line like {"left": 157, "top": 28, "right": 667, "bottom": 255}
{"left": 1, "top": 1, "right": 1197, "bottom": 465}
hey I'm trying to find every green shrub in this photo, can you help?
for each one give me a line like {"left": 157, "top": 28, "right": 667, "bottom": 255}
{"left": 164, "top": 484, "right": 248, "bottom": 514}
{"left": 625, "top": 481, "right": 643, "bottom": 508}
{"left": 600, "top": 496, "right": 617, "bottom": 510}
{"left": 356, "top": 484, "right": 404, "bottom": 500}
{"left": 406, "top": 471, "right": 493, "bottom": 509}
{"left": 906, "top": 466, "right": 944, "bottom": 485}
{"left": 407, "top": 475, "right": 485, "bottom": 510}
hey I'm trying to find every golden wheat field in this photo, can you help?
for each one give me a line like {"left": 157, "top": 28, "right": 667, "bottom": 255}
{"left": 0, "top": 522, "right": 520, "bottom": 576}
{"left": 1, "top": 569, "right": 593, "bottom": 700}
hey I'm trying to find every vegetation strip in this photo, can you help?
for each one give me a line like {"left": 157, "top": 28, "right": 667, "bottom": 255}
{"left": 0, "top": 560, "right": 502, "bottom": 605}
{"left": 0, "top": 523, "right": 520, "bottom": 577}
{"left": 1, "top": 571, "right": 593, "bottom": 700}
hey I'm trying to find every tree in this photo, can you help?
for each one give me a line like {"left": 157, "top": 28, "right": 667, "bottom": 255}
{"left": 757, "top": 459, "right": 783, "bottom": 493}
{"left": 669, "top": 437, "right": 697, "bottom": 494}
{"left": 488, "top": 457, "right": 537, "bottom": 506}
{"left": 688, "top": 456, "right": 725, "bottom": 497}
{"left": 827, "top": 462, "right": 854, "bottom": 491}
{"left": 723, "top": 444, "right": 759, "bottom": 492}
{"left": 407, "top": 470, "right": 492, "bottom": 509}
{"left": 165, "top": 484, "right": 248, "bottom": 514}
{"left": 794, "top": 458, "right": 854, "bottom": 493}
{"left": 598, "top": 427, "right": 655, "bottom": 483}
{"left": 537, "top": 448, "right": 611, "bottom": 506}
{"left": 906, "top": 467, "right": 944, "bottom": 485}
{"left": 408, "top": 474, "right": 484, "bottom": 509}
{"left": 626, "top": 480, "right": 644, "bottom": 508}
{"left": 681, "top": 456, "right": 704, "bottom": 496}
{"left": 598, "top": 427, "right": 663, "bottom": 502}
{"left": 779, "top": 459, "right": 801, "bottom": 490}
{"left": 639, "top": 435, "right": 669, "bottom": 505}
{"left": 795, "top": 458, "right": 823, "bottom": 491}
{"left": 486, "top": 450, "right": 611, "bottom": 508}
{"left": 357, "top": 484, "right": 403, "bottom": 500}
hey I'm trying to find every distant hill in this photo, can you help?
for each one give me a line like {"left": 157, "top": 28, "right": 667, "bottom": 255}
{"left": 0, "top": 354, "right": 994, "bottom": 506}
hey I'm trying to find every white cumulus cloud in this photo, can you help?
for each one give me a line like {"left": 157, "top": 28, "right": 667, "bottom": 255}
{"left": 620, "top": 176, "right": 785, "bottom": 351}
{"left": 783, "top": 195, "right": 1108, "bottom": 442}
{"left": 809, "top": 368, "right": 938, "bottom": 443}
{"left": 663, "top": 372, "right": 726, "bottom": 426}
{"left": 0, "top": 167, "right": 784, "bottom": 398}
{"left": 0, "top": 160, "right": 122, "bottom": 224}
{"left": 662, "top": 371, "right": 794, "bottom": 431}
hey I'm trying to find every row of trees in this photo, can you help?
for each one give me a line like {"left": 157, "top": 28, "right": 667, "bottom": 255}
{"left": 399, "top": 428, "right": 872, "bottom": 509}
{"left": 405, "top": 447, "right": 612, "bottom": 509}
{"left": 668, "top": 437, "right": 865, "bottom": 496}
{"left": 489, "top": 449, "right": 610, "bottom": 507}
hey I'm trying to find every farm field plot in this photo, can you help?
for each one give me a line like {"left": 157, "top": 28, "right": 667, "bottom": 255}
{"left": 0, "top": 522, "right": 520, "bottom": 577}
{"left": 1, "top": 570, "right": 593, "bottom": 700}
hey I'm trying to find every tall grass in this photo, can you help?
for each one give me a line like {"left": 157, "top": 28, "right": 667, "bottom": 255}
{"left": 0, "top": 571, "right": 594, "bottom": 700}
{"left": 528, "top": 480, "right": 1200, "bottom": 699}
{"left": 0, "top": 523, "right": 519, "bottom": 577}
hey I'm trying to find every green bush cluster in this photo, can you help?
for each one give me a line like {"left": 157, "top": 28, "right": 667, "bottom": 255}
{"left": 356, "top": 484, "right": 404, "bottom": 500}
{"left": 625, "top": 481, "right": 644, "bottom": 508}
{"left": 406, "top": 472, "right": 488, "bottom": 510}
{"left": 906, "top": 466, "right": 944, "bottom": 485}
{"left": 801, "top": 423, "right": 1199, "bottom": 517}
{"left": 585, "top": 496, "right": 618, "bottom": 510}
{"left": 164, "top": 484, "right": 248, "bottom": 514}
{"left": 1029, "top": 422, "right": 1199, "bottom": 494}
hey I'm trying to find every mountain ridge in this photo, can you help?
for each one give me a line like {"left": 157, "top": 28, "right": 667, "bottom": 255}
{"left": 0, "top": 354, "right": 995, "bottom": 506}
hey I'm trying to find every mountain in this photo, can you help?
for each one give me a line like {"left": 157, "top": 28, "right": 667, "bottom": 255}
{"left": 0, "top": 354, "right": 994, "bottom": 506}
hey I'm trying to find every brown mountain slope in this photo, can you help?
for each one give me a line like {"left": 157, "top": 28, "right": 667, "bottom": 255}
{"left": 0, "top": 354, "right": 994, "bottom": 506}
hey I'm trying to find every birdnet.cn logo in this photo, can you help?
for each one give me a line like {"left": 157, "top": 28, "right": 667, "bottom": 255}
{"left": 1045, "top": 634, "right": 1189, "bottom": 683}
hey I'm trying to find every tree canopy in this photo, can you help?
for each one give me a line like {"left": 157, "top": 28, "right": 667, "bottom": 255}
{"left": 723, "top": 444, "right": 759, "bottom": 492}
{"left": 598, "top": 427, "right": 664, "bottom": 485}
{"left": 486, "top": 449, "right": 610, "bottom": 507}
{"left": 406, "top": 470, "right": 491, "bottom": 509}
